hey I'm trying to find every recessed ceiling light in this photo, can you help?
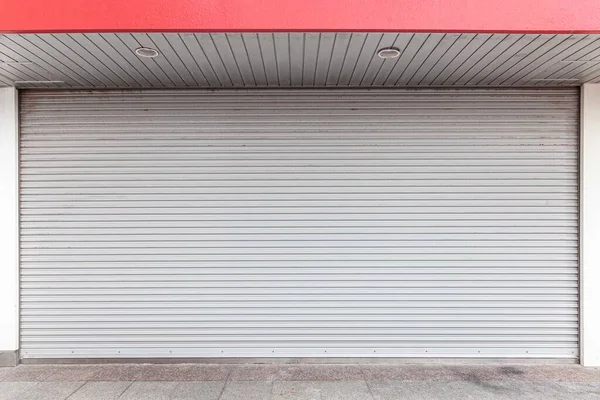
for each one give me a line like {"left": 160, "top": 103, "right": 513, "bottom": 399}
{"left": 135, "top": 47, "right": 160, "bottom": 58}
{"left": 377, "top": 47, "right": 401, "bottom": 59}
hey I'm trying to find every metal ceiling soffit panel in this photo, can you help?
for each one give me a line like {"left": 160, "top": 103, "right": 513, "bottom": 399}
{"left": 1, "top": 33, "right": 600, "bottom": 88}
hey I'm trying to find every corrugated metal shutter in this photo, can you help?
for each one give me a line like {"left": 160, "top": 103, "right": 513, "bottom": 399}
{"left": 19, "top": 89, "right": 579, "bottom": 359}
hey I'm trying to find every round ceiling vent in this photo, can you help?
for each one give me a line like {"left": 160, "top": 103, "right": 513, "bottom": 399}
{"left": 377, "top": 47, "right": 401, "bottom": 59}
{"left": 135, "top": 47, "right": 160, "bottom": 58}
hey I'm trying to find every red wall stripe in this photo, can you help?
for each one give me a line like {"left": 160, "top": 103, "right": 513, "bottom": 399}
{"left": 1, "top": 0, "right": 600, "bottom": 33}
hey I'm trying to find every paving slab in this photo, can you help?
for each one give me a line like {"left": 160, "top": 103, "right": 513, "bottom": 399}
{"left": 220, "top": 381, "right": 273, "bottom": 400}
{"left": 361, "top": 365, "right": 453, "bottom": 381}
{"left": 169, "top": 381, "right": 226, "bottom": 400}
{"left": 474, "top": 380, "right": 577, "bottom": 400}
{"left": 178, "top": 365, "right": 233, "bottom": 381}
{"left": 367, "top": 380, "right": 524, "bottom": 400}
{"left": 0, "top": 367, "right": 54, "bottom": 382}
{"left": 117, "top": 381, "right": 179, "bottom": 400}
{"left": 273, "top": 381, "right": 374, "bottom": 400}
{"left": 66, "top": 381, "right": 132, "bottom": 400}
{"left": 276, "top": 365, "right": 364, "bottom": 381}
{"left": 445, "top": 365, "right": 550, "bottom": 382}
{"left": 0, "top": 382, "right": 38, "bottom": 400}
{"left": 85, "top": 365, "right": 146, "bottom": 382}
{"left": 536, "top": 365, "right": 600, "bottom": 382}
{"left": 229, "top": 365, "right": 281, "bottom": 381}
{"left": 13, "top": 381, "right": 84, "bottom": 400}
{"left": 272, "top": 381, "right": 321, "bottom": 400}
{"left": 134, "top": 364, "right": 232, "bottom": 381}
{"left": 555, "top": 382, "right": 600, "bottom": 400}
{"left": 43, "top": 366, "right": 103, "bottom": 382}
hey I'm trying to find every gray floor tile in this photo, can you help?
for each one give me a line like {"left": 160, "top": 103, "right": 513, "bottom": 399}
{"left": 117, "top": 382, "right": 178, "bottom": 400}
{"left": 219, "top": 381, "right": 273, "bottom": 400}
{"left": 555, "top": 382, "right": 600, "bottom": 400}
{"left": 229, "top": 365, "right": 281, "bottom": 381}
{"left": 14, "top": 381, "right": 85, "bottom": 400}
{"left": 537, "top": 365, "right": 600, "bottom": 382}
{"left": 169, "top": 381, "right": 225, "bottom": 400}
{"left": 315, "top": 381, "right": 374, "bottom": 400}
{"left": 271, "top": 381, "right": 320, "bottom": 400}
{"left": 489, "top": 365, "right": 551, "bottom": 382}
{"left": 0, "top": 367, "right": 54, "bottom": 382}
{"left": 0, "top": 382, "right": 38, "bottom": 400}
{"left": 277, "top": 365, "right": 364, "bottom": 381}
{"left": 471, "top": 380, "right": 576, "bottom": 400}
{"left": 273, "top": 381, "right": 374, "bottom": 400}
{"left": 174, "top": 365, "right": 232, "bottom": 382}
{"left": 133, "top": 364, "right": 233, "bottom": 382}
{"left": 66, "top": 382, "right": 132, "bottom": 400}
{"left": 368, "top": 380, "right": 502, "bottom": 400}
{"left": 43, "top": 366, "right": 103, "bottom": 382}
{"left": 134, "top": 365, "right": 192, "bottom": 382}
{"left": 445, "top": 365, "right": 550, "bottom": 382}
{"left": 86, "top": 365, "right": 146, "bottom": 382}
{"left": 362, "top": 365, "right": 453, "bottom": 381}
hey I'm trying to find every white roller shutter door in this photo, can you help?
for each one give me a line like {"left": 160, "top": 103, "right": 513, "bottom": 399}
{"left": 19, "top": 89, "right": 579, "bottom": 359}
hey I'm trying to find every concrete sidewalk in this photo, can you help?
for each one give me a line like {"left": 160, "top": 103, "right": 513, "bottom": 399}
{"left": 0, "top": 363, "right": 599, "bottom": 399}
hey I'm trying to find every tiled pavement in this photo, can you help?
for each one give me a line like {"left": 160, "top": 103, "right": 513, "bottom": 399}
{"left": 0, "top": 363, "right": 599, "bottom": 399}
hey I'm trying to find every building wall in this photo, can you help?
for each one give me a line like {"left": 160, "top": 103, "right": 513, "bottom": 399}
{"left": 0, "top": 87, "right": 19, "bottom": 366}
{"left": 581, "top": 83, "right": 600, "bottom": 367}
